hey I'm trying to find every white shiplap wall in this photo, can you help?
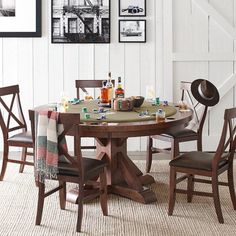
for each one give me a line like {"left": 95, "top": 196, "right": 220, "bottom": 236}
{"left": 0, "top": 0, "right": 171, "bottom": 151}
{"left": 2, "top": 0, "right": 233, "bottom": 152}
{"left": 173, "top": 0, "right": 236, "bottom": 151}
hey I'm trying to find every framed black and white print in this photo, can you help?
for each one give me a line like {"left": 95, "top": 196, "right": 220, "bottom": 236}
{"left": 0, "top": 0, "right": 41, "bottom": 37}
{"left": 119, "top": 20, "right": 146, "bottom": 43}
{"left": 119, "top": 0, "right": 146, "bottom": 17}
{"left": 52, "top": 0, "right": 110, "bottom": 44}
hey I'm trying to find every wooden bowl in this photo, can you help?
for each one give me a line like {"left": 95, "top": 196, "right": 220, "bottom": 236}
{"left": 132, "top": 96, "right": 145, "bottom": 107}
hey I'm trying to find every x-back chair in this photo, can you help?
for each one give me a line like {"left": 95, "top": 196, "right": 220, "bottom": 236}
{"left": 29, "top": 110, "right": 108, "bottom": 232}
{"left": 0, "top": 85, "right": 33, "bottom": 181}
{"left": 168, "top": 107, "right": 236, "bottom": 223}
{"left": 146, "top": 80, "right": 219, "bottom": 173}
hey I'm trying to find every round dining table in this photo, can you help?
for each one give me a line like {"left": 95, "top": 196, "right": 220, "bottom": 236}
{"left": 52, "top": 100, "right": 192, "bottom": 204}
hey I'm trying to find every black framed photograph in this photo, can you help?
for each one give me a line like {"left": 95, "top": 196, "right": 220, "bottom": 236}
{"left": 119, "top": 0, "right": 146, "bottom": 17}
{"left": 51, "top": 0, "right": 110, "bottom": 44}
{"left": 119, "top": 20, "right": 146, "bottom": 43}
{"left": 0, "top": 0, "right": 41, "bottom": 37}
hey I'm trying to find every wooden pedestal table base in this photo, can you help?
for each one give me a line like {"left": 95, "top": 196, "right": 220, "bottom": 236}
{"left": 67, "top": 137, "right": 157, "bottom": 204}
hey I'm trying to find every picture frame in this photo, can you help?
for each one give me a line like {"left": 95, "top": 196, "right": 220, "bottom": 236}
{"left": 119, "top": 20, "right": 146, "bottom": 43}
{"left": 0, "top": 0, "right": 41, "bottom": 37}
{"left": 51, "top": 0, "right": 110, "bottom": 44}
{"left": 119, "top": 0, "right": 146, "bottom": 17}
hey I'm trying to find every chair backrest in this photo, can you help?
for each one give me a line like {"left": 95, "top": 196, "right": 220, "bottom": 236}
{"left": 213, "top": 107, "right": 236, "bottom": 168}
{"left": 75, "top": 80, "right": 115, "bottom": 99}
{"left": 181, "top": 81, "right": 220, "bottom": 137}
{"left": 190, "top": 79, "right": 219, "bottom": 138}
{"left": 180, "top": 81, "right": 201, "bottom": 129}
{"left": 0, "top": 85, "right": 27, "bottom": 139}
{"left": 29, "top": 110, "right": 83, "bottom": 178}
{"left": 180, "top": 81, "right": 204, "bottom": 133}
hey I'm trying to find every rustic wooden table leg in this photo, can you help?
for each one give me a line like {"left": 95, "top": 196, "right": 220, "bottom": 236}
{"left": 67, "top": 137, "right": 157, "bottom": 204}
{"left": 96, "top": 137, "right": 157, "bottom": 203}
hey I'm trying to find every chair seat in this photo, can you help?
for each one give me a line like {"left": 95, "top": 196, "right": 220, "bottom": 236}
{"left": 58, "top": 157, "right": 107, "bottom": 181}
{"left": 169, "top": 151, "right": 228, "bottom": 171}
{"left": 161, "top": 128, "right": 197, "bottom": 139}
{"left": 8, "top": 131, "right": 33, "bottom": 144}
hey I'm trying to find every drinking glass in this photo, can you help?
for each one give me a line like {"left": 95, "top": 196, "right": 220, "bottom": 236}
{"left": 146, "top": 85, "right": 155, "bottom": 102}
{"left": 60, "top": 91, "right": 69, "bottom": 112}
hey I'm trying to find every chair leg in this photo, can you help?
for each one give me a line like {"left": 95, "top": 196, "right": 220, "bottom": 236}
{"left": 171, "top": 139, "right": 179, "bottom": 159}
{"left": 212, "top": 175, "right": 224, "bottom": 223}
{"left": 146, "top": 136, "right": 153, "bottom": 173}
{"left": 227, "top": 163, "right": 236, "bottom": 210}
{"left": 36, "top": 181, "right": 45, "bottom": 225}
{"left": 99, "top": 168, "right": 108, "bottom": 216}
{"left": 59, "top": 181, "right": 66, "bottom": 210}
{"left": 19, "top": 147, "right": 27, "bottom": 173}
{"left": 197, "top": 136, "right": 202, "bottom": 151}
{"left": 187, "top": 174, "right": 194, "bottom": 203}
{"left": 0, "top": 145, "right": 9, "bottom": 181}
{"left": 168, "top": 167, "right": 177, "bottom": 215}
{"left": 76, "top": 183, "right": 84, "bottom": 232}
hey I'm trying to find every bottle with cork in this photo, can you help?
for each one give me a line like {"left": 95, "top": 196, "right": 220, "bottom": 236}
{"left": 115, "top": 77, "right": 125, "bottom": 98}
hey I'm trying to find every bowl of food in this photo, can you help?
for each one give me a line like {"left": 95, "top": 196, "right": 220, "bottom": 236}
{"left": 132, "top": 96, "right": 145, "bottom": 107}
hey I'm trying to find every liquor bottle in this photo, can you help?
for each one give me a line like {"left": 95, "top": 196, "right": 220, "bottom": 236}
{"left": 100, "top": 80, "right": 109, "bottom": 104}
{"left": 106, "top": 72, "right": 114, "bottom": 103}
{"left": 115, "top": 77, "right": 125, "bottom": 98}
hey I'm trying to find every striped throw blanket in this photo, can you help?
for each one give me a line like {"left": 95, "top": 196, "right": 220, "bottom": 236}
{"left": 35, "top": 110, "right": 67, "bottom": 183}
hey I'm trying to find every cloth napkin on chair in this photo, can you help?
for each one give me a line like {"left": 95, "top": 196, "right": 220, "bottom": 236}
{"left": 35, "top": 110, "right": 67, "bottom": 183}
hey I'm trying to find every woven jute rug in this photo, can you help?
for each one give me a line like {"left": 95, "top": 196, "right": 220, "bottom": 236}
{"left": 0, "top": 160, "right": 236, "bottom": 236}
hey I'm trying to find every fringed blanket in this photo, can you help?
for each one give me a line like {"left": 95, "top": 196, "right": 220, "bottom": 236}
{"left": 35, "top": 110, "right": 67, "bottom": 183}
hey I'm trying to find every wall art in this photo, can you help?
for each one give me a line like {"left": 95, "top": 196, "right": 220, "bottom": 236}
{"left": 0, "top": 0, "right": 41, "bottom": 37}
{"left": 119, "top": 20, "right": 146, "bottom": 43}
{"left": 52, "top": 0, "right": 110, "bottom": 43}
{"left": 119, "top": 0, "right": 146, "bottom": 17}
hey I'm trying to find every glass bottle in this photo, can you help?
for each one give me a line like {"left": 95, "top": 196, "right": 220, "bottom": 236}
{"left": 156, "top": 109, "right": 166, "bottom": 122}
{"left": 106, "top": 72, "right": 114, "bottom": 103}
{"left": 100, "top": 80, "right": 109, "bottom": 104}
{"left": 115, "top": 77, "right": 125, "bottom": 98}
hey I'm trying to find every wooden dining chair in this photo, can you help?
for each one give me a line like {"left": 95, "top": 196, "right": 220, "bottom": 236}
{"left": 0, "top": 85, "right": 33, "bottom": 181}
{"left": 75, "top": 79, "right": 115, "bottom": 150}
{"left": 146, "top": 80, "right": 219, "bottom": 173}
{"left": 75, "top": 79, "right": 115, "bottom": 101}
{"left": 168, "top": 107, "right": 236, "bottom": 223}
{"left": 29, "top": 110, "right": 108, "bottom": 232}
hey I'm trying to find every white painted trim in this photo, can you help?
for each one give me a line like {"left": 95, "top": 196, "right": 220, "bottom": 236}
{"left": 173, "top": 53, "right": 236, "bottom": 61}
{"left": 156, "top": 0, "right": 164, "bottom": 98}
{"left": 193, "top": 0, "right": 236, "bottom": 39}
{"left": 163, "top": 0, "right": 173, "bottom": 101}
{"left": 217, "top": 73, "right": 236, "bottom": 99}
{"left": 186, "top": 73, "right": 236, "bottom": 116}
